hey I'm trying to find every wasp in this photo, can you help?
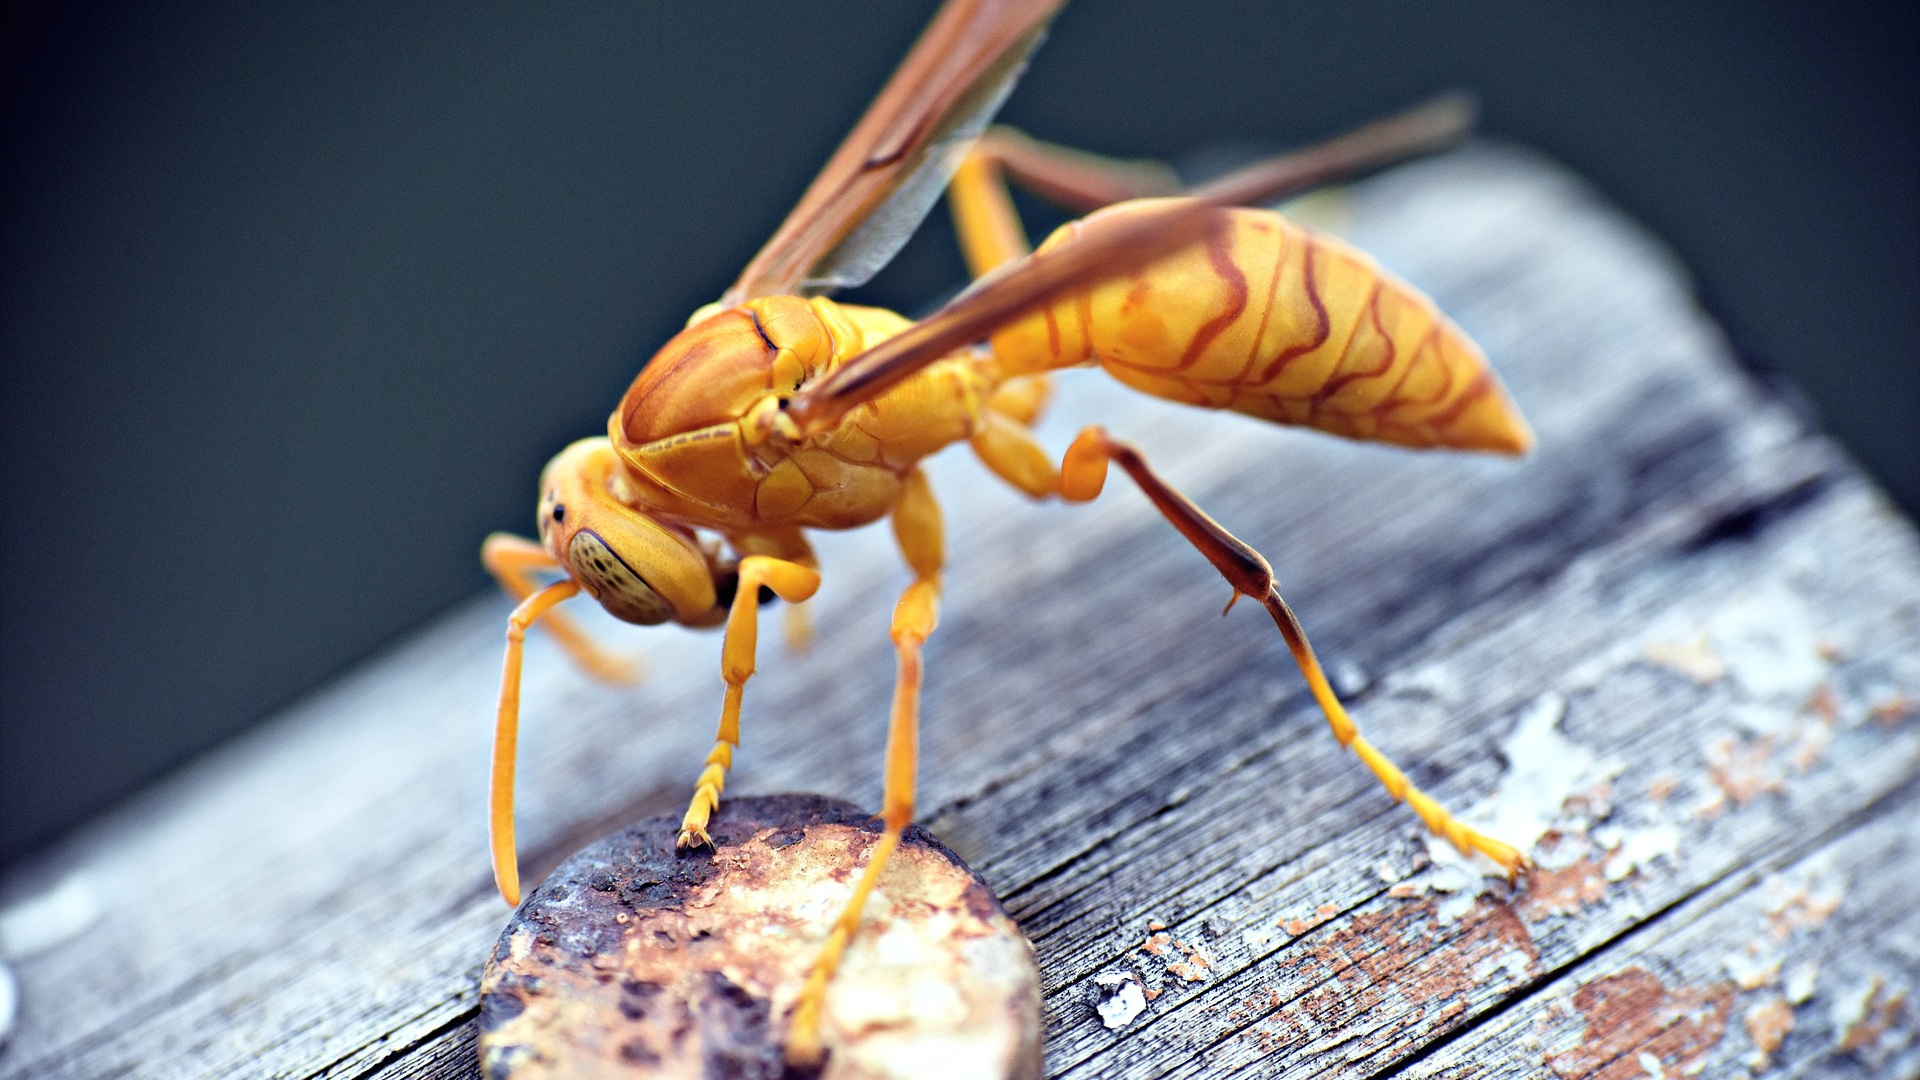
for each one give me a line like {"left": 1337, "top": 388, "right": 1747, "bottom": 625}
{"left": 479, "top": 0, "right": 1533, "bottom": 1062}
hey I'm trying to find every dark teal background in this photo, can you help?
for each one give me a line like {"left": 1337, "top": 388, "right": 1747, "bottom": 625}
{"left": 3, "top": 1, "right": 1914, "bottom": 865}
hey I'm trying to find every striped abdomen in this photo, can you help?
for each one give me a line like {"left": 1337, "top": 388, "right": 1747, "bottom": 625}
{"left": 990, "top": 201, "right": 1532, "bottom": 454}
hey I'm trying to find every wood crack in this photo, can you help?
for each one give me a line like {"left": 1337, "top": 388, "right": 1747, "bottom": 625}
{"left": 335, "top": 1004, "right": 479, "bottom": 1080}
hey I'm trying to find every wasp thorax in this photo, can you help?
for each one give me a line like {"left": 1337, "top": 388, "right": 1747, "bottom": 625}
{"left": 610, "top": 296, "right": 847, "bottom": 454}
{"left": 614, "top": 306, "right": 783, "bottom": 449}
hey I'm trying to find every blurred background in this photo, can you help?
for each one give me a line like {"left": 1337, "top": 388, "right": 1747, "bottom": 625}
{"left": 2, "top": 0, "right": 1913, "bottom": 868}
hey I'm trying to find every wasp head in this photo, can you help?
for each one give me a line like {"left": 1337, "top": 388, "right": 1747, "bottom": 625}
{"left": 535, "top": 438, "right": 728, "bottom": 627}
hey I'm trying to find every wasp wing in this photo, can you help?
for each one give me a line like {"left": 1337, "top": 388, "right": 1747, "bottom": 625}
{"left": 721, "top": 0, "right": 1064, "bottom": 305}
{"left": 785, "top": 93, "right": 1481, "bottom": 435}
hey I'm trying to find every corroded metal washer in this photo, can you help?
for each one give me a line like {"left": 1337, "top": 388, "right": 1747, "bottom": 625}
{"left": 479, "top": 795, "right": 1041, "bottom": 1079}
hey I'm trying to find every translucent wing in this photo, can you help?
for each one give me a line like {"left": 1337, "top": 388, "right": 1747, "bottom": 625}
{"left": 785, "top": 93, "right": 1482, "bottom": 436}
{"left": 721, "top": 0, "right": 1064, "bottom": 305}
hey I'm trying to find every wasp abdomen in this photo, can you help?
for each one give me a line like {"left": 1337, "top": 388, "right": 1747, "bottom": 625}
{"left": 994, "top": 203, "right": 1531, "bottom": 455}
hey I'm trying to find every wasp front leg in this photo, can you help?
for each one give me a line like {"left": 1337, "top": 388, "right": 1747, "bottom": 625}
{"left": 787, "top": 468, "right": 943, "bottom": 1066}
{"left": 1056, "top": 427, "right": 1529, "bottom": 876}
{"left": 481, "top": 535, "right": 647, "bottom": 907}
{"left": 482, "top": 533, "right": 641, "bottom": 685}
{"left": 677, "top": 545, "right": 821, "bottom": 851}
{"left": 485, "top": 574, "right": 587, "bottom": 907}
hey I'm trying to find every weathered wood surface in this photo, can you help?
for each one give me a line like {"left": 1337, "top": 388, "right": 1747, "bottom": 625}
{"left": 2, "top": 146, "right": 1915, "bottom": 1079}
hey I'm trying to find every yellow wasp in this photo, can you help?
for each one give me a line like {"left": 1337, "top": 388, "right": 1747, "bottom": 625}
{"left": 478, "top": 0, "right": 1533, "bottom": 1062}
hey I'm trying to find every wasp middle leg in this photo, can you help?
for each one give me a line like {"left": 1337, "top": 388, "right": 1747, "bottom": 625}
{"left": 676, "top": 543, "right": 820, "bottom": 850}
{"left": 965, "top": 92, "right": 1475, "bottom": 225}
{"left": 787, "top": 467, "right": 943, "bottom": 1065}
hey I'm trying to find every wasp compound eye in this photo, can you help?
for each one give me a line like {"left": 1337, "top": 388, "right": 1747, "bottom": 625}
{"left": 567, "top": 529, "right": 674, "bottom": 625}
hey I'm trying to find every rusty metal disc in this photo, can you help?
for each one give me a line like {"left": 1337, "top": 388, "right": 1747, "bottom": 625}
{"left": 478, "top": 794, "right": 1041, "bottom": 1079}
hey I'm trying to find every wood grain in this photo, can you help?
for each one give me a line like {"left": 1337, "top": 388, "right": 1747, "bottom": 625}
{"left": 2, "top": 145, "right": 1914, "bottom": 1079}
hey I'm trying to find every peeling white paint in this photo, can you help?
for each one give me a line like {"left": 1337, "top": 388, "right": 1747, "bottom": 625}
{"left": 1488, "top": 694, "right": 1622, "bottom": 847}
{"left": 1432, "top": 872, "right": 1479, "bottom": 924}
{"left": 1471, "top": 947, "right": 1531, "bottom": 984}
{"left": 1763, "top": 861, "right": 1847, "bottom": 935}
{"left": 1727, "top": 700, "right": 1796, "bottom": 738}
{"left": 1594, "top": 822, "right": 1682, "bottom": 881}
{"left": 1829, "top": 976, "right": 1881, "bottom": 1047}
{"left": 1708, "top": 585, "right": 1829, "bottom": 703}
{"left": 1785, "top": 961, "right": 1819, "bottom": 1005}
{"left": 1394, "top": 671, "right": 1696, "bottom": 920}
{"left": 1534, "top": 829, "right": 1594, "bottom": 872}
{"left": 1446, "top": 694, "right": 1619, "bottom": 865}
{"left": 1093, "top": 971, "right": 1147, "bottom": 1030}
{"left": 1413, "top": 693, "right": 1628, "bottom": 919}
{"left": 1723, "top": 946, "right": 1782, "bottom": 990}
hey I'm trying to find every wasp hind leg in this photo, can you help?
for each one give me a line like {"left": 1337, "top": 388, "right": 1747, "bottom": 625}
{"left": 677, "top": 548, "right": 821, "bottom": 850}
{"left": 957, "top": 128, "right": 1179, "bottom": 244}
{"left": 956, "top": 94, "right": 1475, "bottom": 240}
{"left": 1055, "top": 427, "right": 1529, "bottom": 877}
{"left": 786, "top": 468, "right": 942, "bottom": 1066}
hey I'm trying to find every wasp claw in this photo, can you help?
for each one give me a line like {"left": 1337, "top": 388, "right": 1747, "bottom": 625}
{"left": 676, "top": 825, "right": 714, "bottom": 851}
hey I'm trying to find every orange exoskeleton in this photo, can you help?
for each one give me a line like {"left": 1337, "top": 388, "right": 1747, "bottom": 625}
{"left": 478, "top": 0, "right": 1533, "bottom": 1064}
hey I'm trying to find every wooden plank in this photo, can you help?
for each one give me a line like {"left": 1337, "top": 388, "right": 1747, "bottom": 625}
{"left": 1, "top": 145, "right": 1915, "bottom": 1080}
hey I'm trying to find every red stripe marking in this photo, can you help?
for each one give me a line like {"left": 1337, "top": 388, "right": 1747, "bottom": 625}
{"left": 1257, "top": 230, "right": 1330, "bottom": 384}
{"left": 1426, "top": 369, "right": 1496, "bottom": 436}
{"left": 1175, "top": 219, "right": 1248, "bottom": 371}
{"left": 1367, "top": 307, "right": 1439, "bottom": 422}
{"left": 1309, "top": 277, "right": 1397, "bottom": 406}
{"left": 1233, "top": 221, "right": 1288, "bottom": 388}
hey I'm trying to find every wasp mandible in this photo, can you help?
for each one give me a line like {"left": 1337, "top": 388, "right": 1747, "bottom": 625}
{"left": 478, "top": 0, "right": 1533, "bottom": 1062}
